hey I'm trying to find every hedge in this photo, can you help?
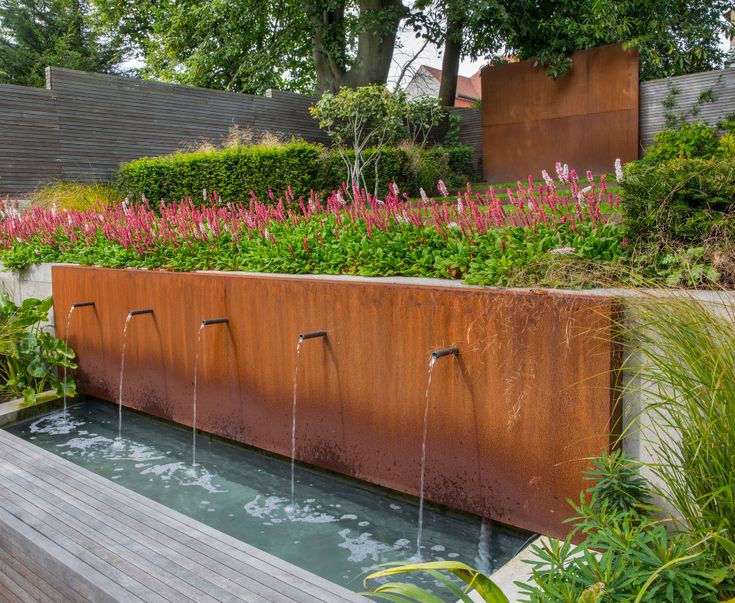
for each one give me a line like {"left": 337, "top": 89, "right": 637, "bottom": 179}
{"left": 116, "top": 141, "right": 322, "bottom": 202}
{"left": 116, "top": 142, "right": 476, "bottom": 203}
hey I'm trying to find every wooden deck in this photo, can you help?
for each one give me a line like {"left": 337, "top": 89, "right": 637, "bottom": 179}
{"left": 0, "top": 429, "right": 366, "bottom": 602}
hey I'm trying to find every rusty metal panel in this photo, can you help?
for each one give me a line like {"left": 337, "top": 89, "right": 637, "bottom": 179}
{"left": 482, "top": 43, "right": 639, "bottom": 183}
{"left": 53, "top": 266, "right": 619, "bottom": 538}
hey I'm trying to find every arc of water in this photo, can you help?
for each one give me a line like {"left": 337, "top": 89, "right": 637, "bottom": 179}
{"left": 62, "top": 301, "right": 95, "bottom": 420}
{"left": 192, "top": 318, "right": 229, "bottom": 467}
{"left": 117, "top": 308, "right": 153, "bottom": 443}
{"left": 290, "top": 338, "right": 303, "bottom": 511}
{"left": 290, "top": 330, "right": 327, "bottom": 511}
{"left": 416, "top": 347, "right": 459, "bottom": 557}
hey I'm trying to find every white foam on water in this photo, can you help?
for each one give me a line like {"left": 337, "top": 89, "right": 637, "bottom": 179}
{"left": 389, "top": 504, "right": 402, "bottom": 510}
{"left": 337, "top": 529, "right": 401, "bottom": 563}
{"left": 139, "top": 462, "right": 227, "bottom": 494}
{"left": 244, "top": 495, "right": 339, "bottom": 524}
{"left": 340, "top": 514, "right": 358, "bottom": 520}
{"left": 29, "top": 413, "right": 85, "bottom": 436}
{"left": 59, "top": 435, "right": 112, "bottom": 455}
{"left": 431, "top": 545, "right": 445, "bottom": 552}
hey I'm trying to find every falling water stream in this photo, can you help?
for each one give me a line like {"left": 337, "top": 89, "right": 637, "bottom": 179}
{"left": 116, "top": 313, "right": 135, "bottom": 444}
{"left": 416, "top": 353, "right": 437, "bottom": 558}
{"left": 289, "top": 338, "right": 303, "bottom": 511}
{"left": 416, "top": 348, "right": 459, "bottom": 558}
{"left": 192, "top": 318, "right": 229, "bottom": 468}
{"left": 192, "top": 323, "right": 206, "bottom": 468}
{"left": 62, "top": 306, "right": 77, "bottom": 418}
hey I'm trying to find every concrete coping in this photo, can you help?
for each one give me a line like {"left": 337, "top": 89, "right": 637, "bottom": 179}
{"left": 0, "top": 391, "right": 64, "bottom": 427}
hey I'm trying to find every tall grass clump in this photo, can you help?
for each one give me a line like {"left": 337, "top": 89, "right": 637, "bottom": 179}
{"left": 623, "top": 293, "right": 735, "bottom": 577}
{"left": 31, "top": 181, "right": 120, "bottom": 210}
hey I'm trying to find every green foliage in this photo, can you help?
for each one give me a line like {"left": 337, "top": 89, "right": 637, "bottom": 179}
{"left": 621, "top": 158, "right": 735, "bottom": 282}
{"left": 0, "top": 0, "right": 125, "bottom": 87}
{"left": 642, "top": 123, "right": 723, "bottom": 164}
{"left": 500, "top": 0, "right": 734, "bottom": 81}
{"left": 0, "top": 295, "right": 76, "bottom": 403}
{"left": 116, "top": 141, "right": 323, "bottom": 202}
{"left": 310, "top": 86, "right": 444, "bottom": 196}
{"left": 520, "top": 451, "right": 735, "bottom": 602}
{"left": 91, "top": 0, "right": 314, "bottom": 94}
{"left": 624, "top": 296, "right": 735, "bottom": 575}
{"left": 117, "top": 142, "right": 474, "bottom": 201}
{"left": 363, "top": 560, "right": 509, "bottom": 602}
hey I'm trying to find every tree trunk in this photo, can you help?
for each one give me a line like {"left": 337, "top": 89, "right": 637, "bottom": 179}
{"left": 310, "top": 0, "right": 406, "bottom": 93}
{"left": 438, "top": 7, "right": 463, "bottom": 107}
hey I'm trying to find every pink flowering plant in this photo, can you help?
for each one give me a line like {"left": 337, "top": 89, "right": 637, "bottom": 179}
{"left": 0, "top": 166, "right": 624, "bottom": 288}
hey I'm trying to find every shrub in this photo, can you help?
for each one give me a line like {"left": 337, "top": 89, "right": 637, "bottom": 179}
{"left": 622, "top": 158, "right": 735, "bottom": 247}
{"left": 642, "top": 121, "right": 722, "bottom": 163}
{"left": 116, "top": 141, "right": 323, "bottom": 202}
{"left": 117, "top": 142, "right": 476, "bottom": 202}
{"left": 521, "top": 451, "right": 735, "bottom": 602}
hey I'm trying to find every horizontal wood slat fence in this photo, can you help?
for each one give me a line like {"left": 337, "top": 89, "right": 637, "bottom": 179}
{"left": 2, "top": 64, "right": 734, "bottom": 195}
{"left": 0, "top": 67, "right": 480, "bottom": 196}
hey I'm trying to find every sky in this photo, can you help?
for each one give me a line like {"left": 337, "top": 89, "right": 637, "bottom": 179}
{"left": 388, "top": 25, "right": 485, "bottom": 90}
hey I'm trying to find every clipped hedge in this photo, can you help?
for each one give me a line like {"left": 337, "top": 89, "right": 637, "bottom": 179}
{"left": 116, "top": 142, "right": 475, "bottom": 203}
{"left": 116, "top": 141, "right": 323, "bottom": 202}
{"left": 622, "top": 157, "right": 735, "bottom": 245}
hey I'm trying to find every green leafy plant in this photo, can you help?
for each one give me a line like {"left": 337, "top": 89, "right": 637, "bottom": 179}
{"left": 643, "top": 122, "right": 722, "bottom": 163}
{"left": 0, "top": 295, "right": 76, "bottom": 404}
{"left": 363, "top": 560, "right": 509, "bottom": 602}
{"left": 520, "top": 451, "right": 735, "bottom": 602}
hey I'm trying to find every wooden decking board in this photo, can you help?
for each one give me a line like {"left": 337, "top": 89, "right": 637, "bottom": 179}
{"left": 0, "top": 493, "right": 166, "bottom": 602}
{"left": 0, "top": 467, "right": 278, "bottom": 603}
{"left": 0, "top": 506, "right": 124, "bottom": 602}
{"left": 0, "top": 473, "right": 210, "bottom": 603}
{"left": 0, "top": 435, "right": 359, "bottom": 603}
{"left": 0, "top": 429, "right": 365, "bottom": 602}
{"left": 1, "top": 550, "right": 68, "bottom": 603}
{"left": 0, "top": 441, "right": 328, "bottom": 603}
{"left": 0, "top": 443, "right": 318, "bottom": 603}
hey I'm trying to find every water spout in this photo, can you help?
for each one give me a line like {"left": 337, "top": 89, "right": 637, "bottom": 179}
{"left": 290, "top": 329, "right": 327, "bottom": 511}
{"left": 299, "top": 330, "right": 327, "bottom": 342}
{"left": 416, "top": 346, "right": 460, "bottom": 557}
{"left": 117, "top": 308, "right": 154, "bottom": 445}
{"left": 62, "top": 301, "right": 96, "bottom": 420}
{"left": 431, "top": 347, "right": 460, "bottom": 361}
{"left": 192, "top": 317, "right": 229, "bottom": 467}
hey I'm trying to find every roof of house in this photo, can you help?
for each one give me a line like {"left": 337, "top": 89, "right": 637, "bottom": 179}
{"left": 419, "top": 65, "right": 482, "bottom": 101}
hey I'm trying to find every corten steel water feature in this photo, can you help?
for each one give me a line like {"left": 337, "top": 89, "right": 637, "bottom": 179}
{"left": 53, "top": 266, "right": 621, "bottom": 538}
{"left": 481, "top": 43, "right": 639, "bottom": 183}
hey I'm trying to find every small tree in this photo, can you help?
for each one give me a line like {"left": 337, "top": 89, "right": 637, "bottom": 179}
{"left": 310, "top": 85, "right": 443, "bottom": 196}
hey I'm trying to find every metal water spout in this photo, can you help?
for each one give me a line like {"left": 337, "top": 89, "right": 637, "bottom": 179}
{"left": 202, "top": 317, "right": 229, "bottom": 326}
{"left": 299, "top": 330, "right": 327, "bottom": 342}
{"left": 71, "top": 301, "right": 95, "bottom": 309}
{"left": 128, "top": 308, "right": 154, "bottom": 317}
{"left": 431, "top": 347, "right": 460, "bottom": 362}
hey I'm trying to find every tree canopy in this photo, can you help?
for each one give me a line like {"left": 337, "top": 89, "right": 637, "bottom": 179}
{"left": 0, "top": 0, "right": 124, "bottom": 87}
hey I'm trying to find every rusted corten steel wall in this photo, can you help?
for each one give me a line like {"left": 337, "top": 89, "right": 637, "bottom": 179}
{"left": 53, "top": 266, "right": 620, "bottom": 538}
{"left": 481, "top": 43, "right": 639, "bottom": 183}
